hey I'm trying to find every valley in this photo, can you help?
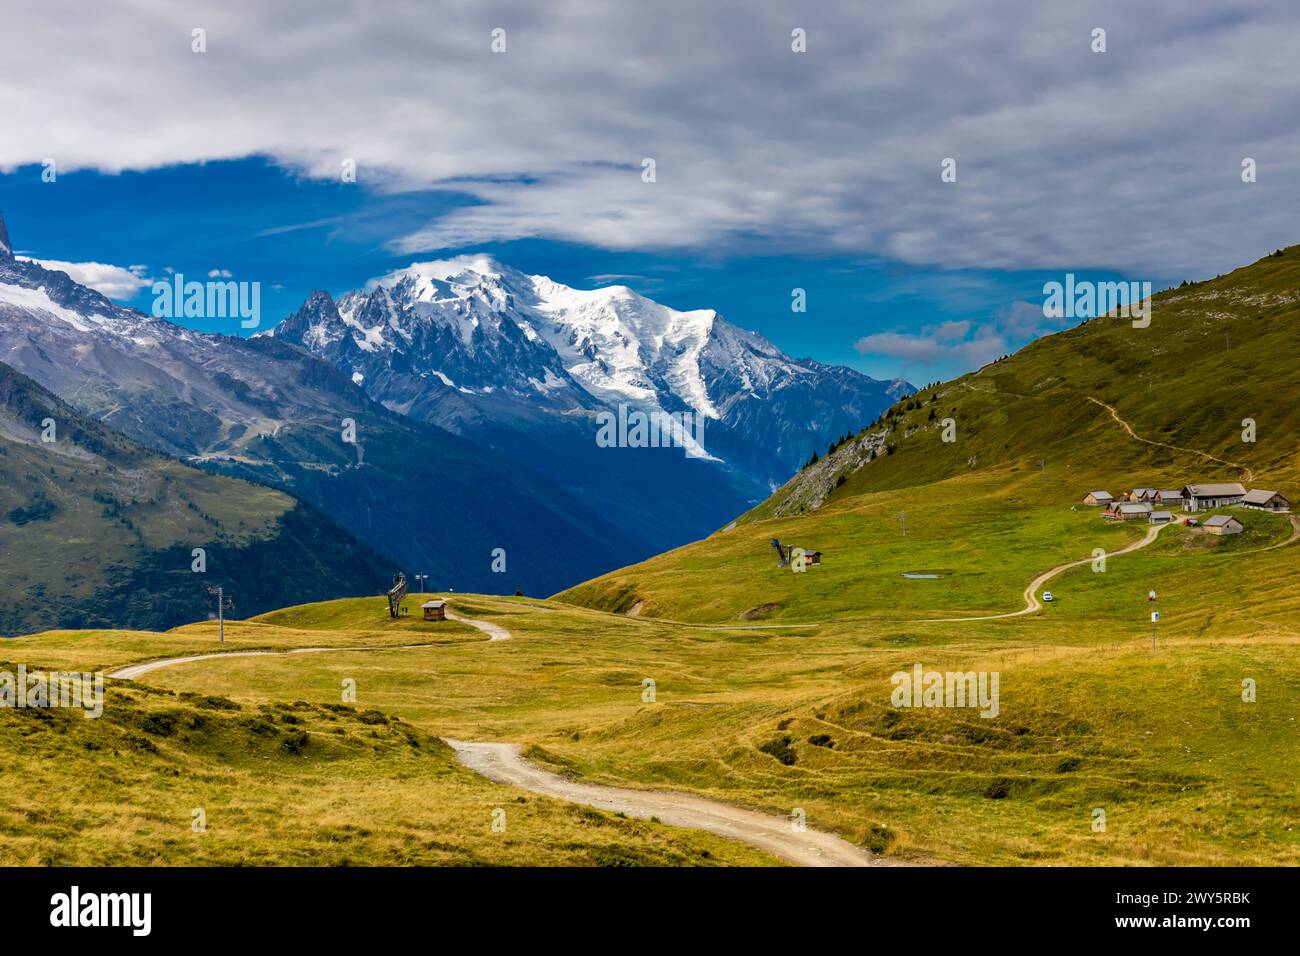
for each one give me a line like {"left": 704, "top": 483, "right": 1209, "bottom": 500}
{"left": 1, "top": 227, "right": 1298, "bottom": 869}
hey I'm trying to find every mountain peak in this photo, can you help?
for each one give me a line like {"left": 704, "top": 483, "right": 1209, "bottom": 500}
{"left": 368, "top": 254, "right": 519, "bottom": 292}
{"left": 0, "top": 211, "right": 11, "bottom": 259}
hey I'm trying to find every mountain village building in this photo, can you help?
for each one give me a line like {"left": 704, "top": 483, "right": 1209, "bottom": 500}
{"left": 1181, "top": 483, "right": 1247, "bottom": 511}
{"left": 1106, "top": 501, "right": 1153, "bottom": 520}
{"left": 1241, "top": 489, "right": 1291, "bottom": 512}
{"left": 1088, "top": 480, "right": 1289, "bottom": 529}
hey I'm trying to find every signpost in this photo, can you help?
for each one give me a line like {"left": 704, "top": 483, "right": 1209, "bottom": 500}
{"left": 1146, "top": 589, "right": 1159, "bottom": 649}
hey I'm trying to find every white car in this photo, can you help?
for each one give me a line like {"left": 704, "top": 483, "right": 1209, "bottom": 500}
{"left": 1042, "top": 591, "right": 1054, "bottom": 603}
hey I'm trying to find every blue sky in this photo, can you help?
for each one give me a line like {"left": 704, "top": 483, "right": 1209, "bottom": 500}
{"left": 3, "top": 2, "right": 1291, "bottom": 383}
{"left": 0, "top": 159, "right": 1172, "bottom": 384}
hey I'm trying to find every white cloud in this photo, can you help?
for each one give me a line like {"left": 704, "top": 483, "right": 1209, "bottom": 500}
{"left": 855, "top": 328, "right": 1007, "bottom": 368}
{"left": 1, "top": 2, "right": 1297, "bottom": 274}
{"left": 17, "top": 257, "right": 152, "bottom": 300}
{"left": 207, "top": 268, "right": 233, "bottom": 278}
{"left": 854, "top": 299, "right": 1066, "bottom": 370}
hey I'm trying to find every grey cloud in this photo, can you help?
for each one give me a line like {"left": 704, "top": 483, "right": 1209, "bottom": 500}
{"left": 1, "top": 1, "right": 1296, "bottom": 274}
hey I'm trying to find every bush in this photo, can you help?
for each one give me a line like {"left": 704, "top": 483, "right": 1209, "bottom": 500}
{"left": 280, "top": 730, "right": 310, "bottom": 755}
{"left": 808, "top": 734, "right": 834, "bottom": 749}
{"left": 758, "top": 735, "right": 797, "bottom": 766}
{"left": 140, "top": 712, "right": 178, "bottom": 737}
{"left": 864, "top": 823, "right": 896, "bottom": 854}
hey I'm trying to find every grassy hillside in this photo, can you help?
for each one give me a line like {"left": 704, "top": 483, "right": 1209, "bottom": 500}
{"left": 556, "top": 245, "right": 1300, "bottom": 623}
{"left": 6, "top": 593, "right": 1288, "bottom": 866}
{"left": 0, "top": 363, "right": 392, "bottom": 636}
{"left": 0, "top": 600, "right": 771, "bottom": 866}
{"left": 519, "top": 244, "right": 1300, "bottom": 864}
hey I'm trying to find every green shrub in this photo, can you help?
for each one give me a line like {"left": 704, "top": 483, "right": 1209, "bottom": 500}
{"left": 758, "top": 735, "right": 797, "bottom": 766}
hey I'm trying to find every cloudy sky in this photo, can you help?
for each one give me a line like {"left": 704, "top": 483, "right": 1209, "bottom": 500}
{"left": 1, "top": 0, "right": 1295, "bottom": 381}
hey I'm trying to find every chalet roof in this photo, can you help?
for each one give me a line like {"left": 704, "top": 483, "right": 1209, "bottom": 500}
{"left": 1087, "top": 491, "right": 1114, "bottom": 499}
{"left": 1131, "top": 487, "right": 1156, "bottom": 496}
{"left": 1243, "top": 489, "right": 1286, "bottom": 504}
{"left": 1150, "top": 510, "right": 1173, "bottom": 519}
{"left": 1155, "top": 489, "right": 1182, "bottom": 498}
{"left": 1203, "top": 515, "right": 1241, "bottom": 527}
{"left": 1183, "top": 482, "right": 1246, "bottom": 497}
{"left": 422, "top": 600, "right": 447, "bottom": 608}
{"left": 1117, "top": 502, "right": 1152, "bottom": 513}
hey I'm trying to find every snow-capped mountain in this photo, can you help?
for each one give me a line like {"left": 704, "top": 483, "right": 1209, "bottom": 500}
{"left": 0, "top": 212, "right": 649, "bottom": 594}
{"left": 268, "top": 256, "right": 913, "bottom": 498}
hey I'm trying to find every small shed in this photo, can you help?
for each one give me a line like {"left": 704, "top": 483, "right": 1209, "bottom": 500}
{"left": 804, "top": 550, "right": 822, "bottom": 566}
{"left": 1083, "top": 491, "right": 1113, "bottom": 506}
{"left": 1202, "top": 515, "right": 1244, "bottom": 536}
{"left": 421, "top": 599, "right": 448, "bottom": 621}
{"left": 1149, "top": 510, "right": 1174, "bottom": 524}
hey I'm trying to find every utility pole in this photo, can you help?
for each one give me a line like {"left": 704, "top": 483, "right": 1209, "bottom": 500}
{"left": 899, "top": 511, "right": 907, "bottom": 536}
{"left": 414, "top": 573, "right": 428, "bottom": 593}
{"left": 208, "top": 585, "right": 233, "bottom": 643}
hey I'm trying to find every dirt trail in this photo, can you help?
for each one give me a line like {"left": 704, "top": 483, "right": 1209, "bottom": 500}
{"left": 109, "top": 641, "right": 440, "bottom": 680}
{"left": 109, "top": 611, "right": 511, "bottom": 680}
{"left": 1088, "top": 397, "right": 1254, "bottom": 482}
{"left": 915, "top": 522, "right": 1167, "bottom": 623}
{"left": 106, "top": 604, "right": 887, "bottom": 867}
{"left": 446, "top": 609, "right": 510, "bottom": 640}
{"left": 917, "top": 512, "right": 1300, "bottom": 625}
{"left": 444, "top": 740, "right": 893, "bottom": 867}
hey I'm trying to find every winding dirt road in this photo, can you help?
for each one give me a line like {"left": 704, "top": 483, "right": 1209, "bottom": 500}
{"left": 444, "top": 740, "right": 889, "bottom": 867}
{"left": 915, "top": 399, "right": 1285, "bottom": 625}
{"left": 914, "top": 522, "right": 1169, "bottom": 624}
{"left": 109, "top": 641, "right": 447, "bottom": 680}
{"left": 108, "top": 609, "right": 511, "bottom": 680}
{"left": 109, "top": 611, "right": 887, "bottom": 866}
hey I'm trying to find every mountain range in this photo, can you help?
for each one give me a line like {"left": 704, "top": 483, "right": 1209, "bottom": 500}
{"left": 0, "top": 214, "right": 649, "bottom": 603}
{"left": 0, "top": 210, "right": 908, "bottom": 618}
{"left": 267, "top": 257, "right": 911, "bottom": 550}
{"left": 0, "top": 360, "right": 392, "bottom": 635}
